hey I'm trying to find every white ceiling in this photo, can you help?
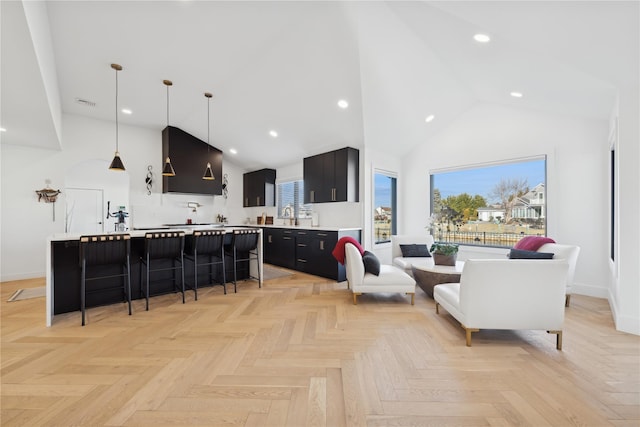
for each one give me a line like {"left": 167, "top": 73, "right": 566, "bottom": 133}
{"left": 2, "top": 1, "right": 638, "bottom": 170}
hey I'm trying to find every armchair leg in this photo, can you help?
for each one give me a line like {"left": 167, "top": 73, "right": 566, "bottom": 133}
{"left": 565, "top": 295, "right": 571, "bottom": 307}
{"left": 353, "top": 293, "right": 361, "bottom": 305}
{"left": 548, "top": 330, "right": 563, "bottom": 350}
{"left": 435, "top": 302, "right": 440, "bottom": 314}
{"left": 464, "top": 327, "right": 479, "bottom": 347}
{"left": 409, "top": 293, "right": 415, "bottom": 305}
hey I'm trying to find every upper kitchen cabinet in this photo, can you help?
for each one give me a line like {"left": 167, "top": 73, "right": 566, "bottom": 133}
{"left": 243, "top": 168, "right": 276, "bottom": 207}
{"left": 303, "top": 147, "right": 359, "bottom": 203}
{"left": 162, "top": 126, "right": 223, "bottom": 195}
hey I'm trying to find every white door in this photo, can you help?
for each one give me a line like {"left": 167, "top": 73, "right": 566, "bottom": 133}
{"left": 65, "top": 188, "right": 104, "bottom": 234}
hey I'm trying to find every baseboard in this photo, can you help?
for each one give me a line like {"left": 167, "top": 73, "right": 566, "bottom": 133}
{"left": 571, "top": 282, "right": 609, "bottom": 299}
{"left": 0, "top": 271, "right": 45, "bottom": 283}
{"left": 608, "top": 289, "right": 640, "bottom": 336}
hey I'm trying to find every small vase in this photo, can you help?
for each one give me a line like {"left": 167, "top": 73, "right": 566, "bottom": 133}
{"left": 433, "top": 253, "right": 457, "bottom": 266}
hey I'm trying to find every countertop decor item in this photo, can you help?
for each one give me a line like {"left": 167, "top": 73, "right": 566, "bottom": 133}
{"left": 162, "top": 79, "right": 176, "bottom": 177}
{"left": 108, "top": 63, "right": 126, "bottom": 171}
{"left": 202, "top": 92, "right": 215, "bottom": 180}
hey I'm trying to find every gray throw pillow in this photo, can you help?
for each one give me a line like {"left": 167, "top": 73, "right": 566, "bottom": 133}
{"left": 508, "top": 249, "right": 554, "bottom": 259}
{"left": 362, "top": 251, "right": 381, "bottom": 276}
{"left": 400, "top": 244, "right": 431, "bottom": 257}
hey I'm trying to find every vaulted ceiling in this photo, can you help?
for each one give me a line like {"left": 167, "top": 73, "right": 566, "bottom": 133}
{"left": 2, "top": 1, "right": 638, "bottom": 170}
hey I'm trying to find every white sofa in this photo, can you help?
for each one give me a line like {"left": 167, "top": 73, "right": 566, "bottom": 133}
{"left": 391, "top": 234, "right": 435, "bottom": 274}
{"left": 344, "top": 243, "right": 416, "bottom": 305}
{"left": 434, "top": 259, "right": 569, "bottom": 349}
{"left": 535, "top": 243, "right": 580, "bottom": 306}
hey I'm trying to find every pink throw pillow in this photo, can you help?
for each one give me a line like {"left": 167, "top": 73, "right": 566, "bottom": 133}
{"left": 513, "top": 236, "right": 556, "bottom": 252}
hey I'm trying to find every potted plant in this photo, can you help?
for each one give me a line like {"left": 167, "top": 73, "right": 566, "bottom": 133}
{"left": 430, "top": 242, "right": 459, "bottom": 266}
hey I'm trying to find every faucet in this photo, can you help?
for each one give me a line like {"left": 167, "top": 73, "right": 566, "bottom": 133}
{"left": 282, "top": 206, "right": 294, "bottom": 226}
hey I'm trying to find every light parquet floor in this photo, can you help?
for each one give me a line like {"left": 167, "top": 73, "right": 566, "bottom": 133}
{"left": 1, "top": 270, "right": 639, "bottom": 426}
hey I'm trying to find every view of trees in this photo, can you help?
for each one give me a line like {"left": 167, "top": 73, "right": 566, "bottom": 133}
{"left": 433, "top": 178, "right": 531, "bottom": 229}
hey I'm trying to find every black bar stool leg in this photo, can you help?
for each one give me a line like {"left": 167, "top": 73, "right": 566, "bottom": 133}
{"left": 126, "top": 257, "right": 132, "bottom": 316}
{"left": 81, "top": 259, "right": 86, "bottom": 326}
{"left": 193, "top": 253, "right": 199, "bottom": 301}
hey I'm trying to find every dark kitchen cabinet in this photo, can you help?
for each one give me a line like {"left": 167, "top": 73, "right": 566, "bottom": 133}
{"left": 162, "top": 126, "right": 223, "bottom": 195}
{"left": 263, "top": 227, "right": 361, "bottom": 281}
{"left": 303, "top": 147, "right": 359, "bottom": 203}
{"left": 243, "top": 168, "right": 276, "bottom": 207}
{"left": 263, "top": 228, "right": 295, "bottom": 269}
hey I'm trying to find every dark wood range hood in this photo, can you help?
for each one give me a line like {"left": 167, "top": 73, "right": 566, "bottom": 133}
{"left": 162, "top": 126, "right": 223, "bottom": 195}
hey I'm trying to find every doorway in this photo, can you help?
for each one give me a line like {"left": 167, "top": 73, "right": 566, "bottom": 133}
{"left": 65, "top": 188, "right": 104, "bottom": 234}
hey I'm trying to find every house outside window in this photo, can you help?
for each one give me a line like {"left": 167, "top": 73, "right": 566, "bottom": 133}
{"left": 374, "top": 171, "right": 397, "bottom": 244}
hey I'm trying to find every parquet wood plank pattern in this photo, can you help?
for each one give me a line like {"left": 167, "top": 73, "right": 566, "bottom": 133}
{"left": 2, "top": 271, "right": 639, "bottom": 426}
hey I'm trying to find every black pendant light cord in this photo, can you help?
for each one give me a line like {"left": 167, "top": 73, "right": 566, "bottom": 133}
{"left": 115, "top": 67, "right": 119, "bottom": 152}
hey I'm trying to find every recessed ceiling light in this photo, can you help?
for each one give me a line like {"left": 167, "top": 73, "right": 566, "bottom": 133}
{"left": 0, "top": 127, "right": 6, "bottom": 132}
{"left": 229, "top": 148, "right": 237, "bottom": 154}
{"left": 269, "top": 130, "right": 278, "bottom": 138}
{"left": 337, "top": 99, "right": 349, "bottom": 109}
{"left": 425, "top": 115, "right": 435, "bottom": 123}
{"left": 510, "top": 91, "right": 524, "bottom": 98}
{"left": 121, "top": 108, "right": 132, "bottom": 115}
{"left": 473, "top": 34, "right": 491, "bottom": 43}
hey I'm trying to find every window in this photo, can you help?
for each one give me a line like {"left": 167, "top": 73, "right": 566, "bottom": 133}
{"left": 429, "top": 156, "right": 546, "bottom": 248}
{"left": 373, "top": 171, "right": 397, "bottom": 244}
{"left": 277, "top": 180, "right": 312, "bottom": 219}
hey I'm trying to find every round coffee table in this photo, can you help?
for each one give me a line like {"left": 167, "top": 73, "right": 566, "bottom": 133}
{"left": 412, "top": 261, "right": 465, "bottom": 298}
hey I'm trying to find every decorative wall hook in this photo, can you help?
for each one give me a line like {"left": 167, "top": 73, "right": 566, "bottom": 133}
{"left": 35, "top": 180, "right": 61, "bottom": 221}
{"left": 145, "top": 165, "right": 153, "bottom": 195}
{"left": 222, "top": 173, "right": 228, "bottom": 199}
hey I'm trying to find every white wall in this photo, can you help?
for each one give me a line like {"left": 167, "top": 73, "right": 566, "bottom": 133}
{"left": 401, "top": 102, "right": 610, "bottom": 299}
{"left": 608, "top": 91, "right": 640, "bottom": 335}
{"left": 0, "top": 113, "right": 245, "bottom": 281}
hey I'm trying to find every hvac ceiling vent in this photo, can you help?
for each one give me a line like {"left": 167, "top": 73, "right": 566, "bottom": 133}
{"left": 74, "top": 98, "right": 96, "bottom": 107}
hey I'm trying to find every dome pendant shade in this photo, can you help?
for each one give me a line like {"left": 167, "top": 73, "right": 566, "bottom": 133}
{"left": 162, "top": 157, "right": 176, "bottom": 176}
{"left": 203, "top": 162, "right": 214, "bottom": 180}
{"left": 109, "top": 152, "right": 126, "bottom": 171}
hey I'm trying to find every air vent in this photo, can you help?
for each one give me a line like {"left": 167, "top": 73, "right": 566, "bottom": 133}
{"left": 75, "top": 98, "right": 96, "bottom": 107}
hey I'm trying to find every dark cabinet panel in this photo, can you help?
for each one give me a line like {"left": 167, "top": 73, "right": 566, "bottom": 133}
{"left": 262, "top": 227, "right": 361, "bottom": 281}
{"left": 162, "top": 126, "right": 223, "bottom": 195}
{"left": 303, "top": 147, "right": 359, "bottom": 203}
{"left": 243, "top": 169, "right": 276, "bottom": 207}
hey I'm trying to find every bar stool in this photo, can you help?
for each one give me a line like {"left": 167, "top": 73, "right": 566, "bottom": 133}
{"left": 225, "top": 229, "right": 261, "bottom": 293}
{"left": 184, "top": 229, "right": 226, "bottom": 300}
{"left": 140, "top": 231, "right": 185, "bottom": 310}
{"left": 79, "top": 234, "right": 131, "bottom": 326}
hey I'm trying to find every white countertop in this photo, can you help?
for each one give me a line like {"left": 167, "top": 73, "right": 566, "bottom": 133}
{"left": 256, "top": 224, "right": 362, "bottom": 232}
{"left": 48, "top": 226, "right": 261, "bottom": 242}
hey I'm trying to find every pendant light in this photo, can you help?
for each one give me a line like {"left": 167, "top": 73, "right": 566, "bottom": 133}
{"left": 162, "top": 79, "right": 176, "bottom": 176}
{"left": 108, "top": 64, "right": 125, "bottom": 171}
{"left": 202, "top": 92, "right": 215, "bottom": 180}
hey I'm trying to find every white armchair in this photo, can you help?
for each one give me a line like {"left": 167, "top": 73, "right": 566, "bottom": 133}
{"left": 344, "top": 243, "right": 416, "bottom": 305}
{"left": 536, "top": 243, "right": 580, "bottom": 306}
{"left": 391, "top": 234, "right": 435, "bottom": 274}
{"left": 434, "top": 259, "right": 570, "bottom": 349}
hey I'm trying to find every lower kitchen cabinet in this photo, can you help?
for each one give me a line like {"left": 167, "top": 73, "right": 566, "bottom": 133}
{"left": 263, "top": 227, "right": 361, "bottom": 281}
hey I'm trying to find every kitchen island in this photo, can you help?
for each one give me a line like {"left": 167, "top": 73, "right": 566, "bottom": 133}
{"left": 45, "top": 227, "right": 262, "bottom": 326}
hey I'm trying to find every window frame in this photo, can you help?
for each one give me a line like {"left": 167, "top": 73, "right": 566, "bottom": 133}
{"left": 429, "top": 155, "right": 547, "bottom": 249}
{"left": 276, "top": 179, "right": 312, "bottom": 219}
{"left": 373, "top": 169, "right": 397, "bottom": 245}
